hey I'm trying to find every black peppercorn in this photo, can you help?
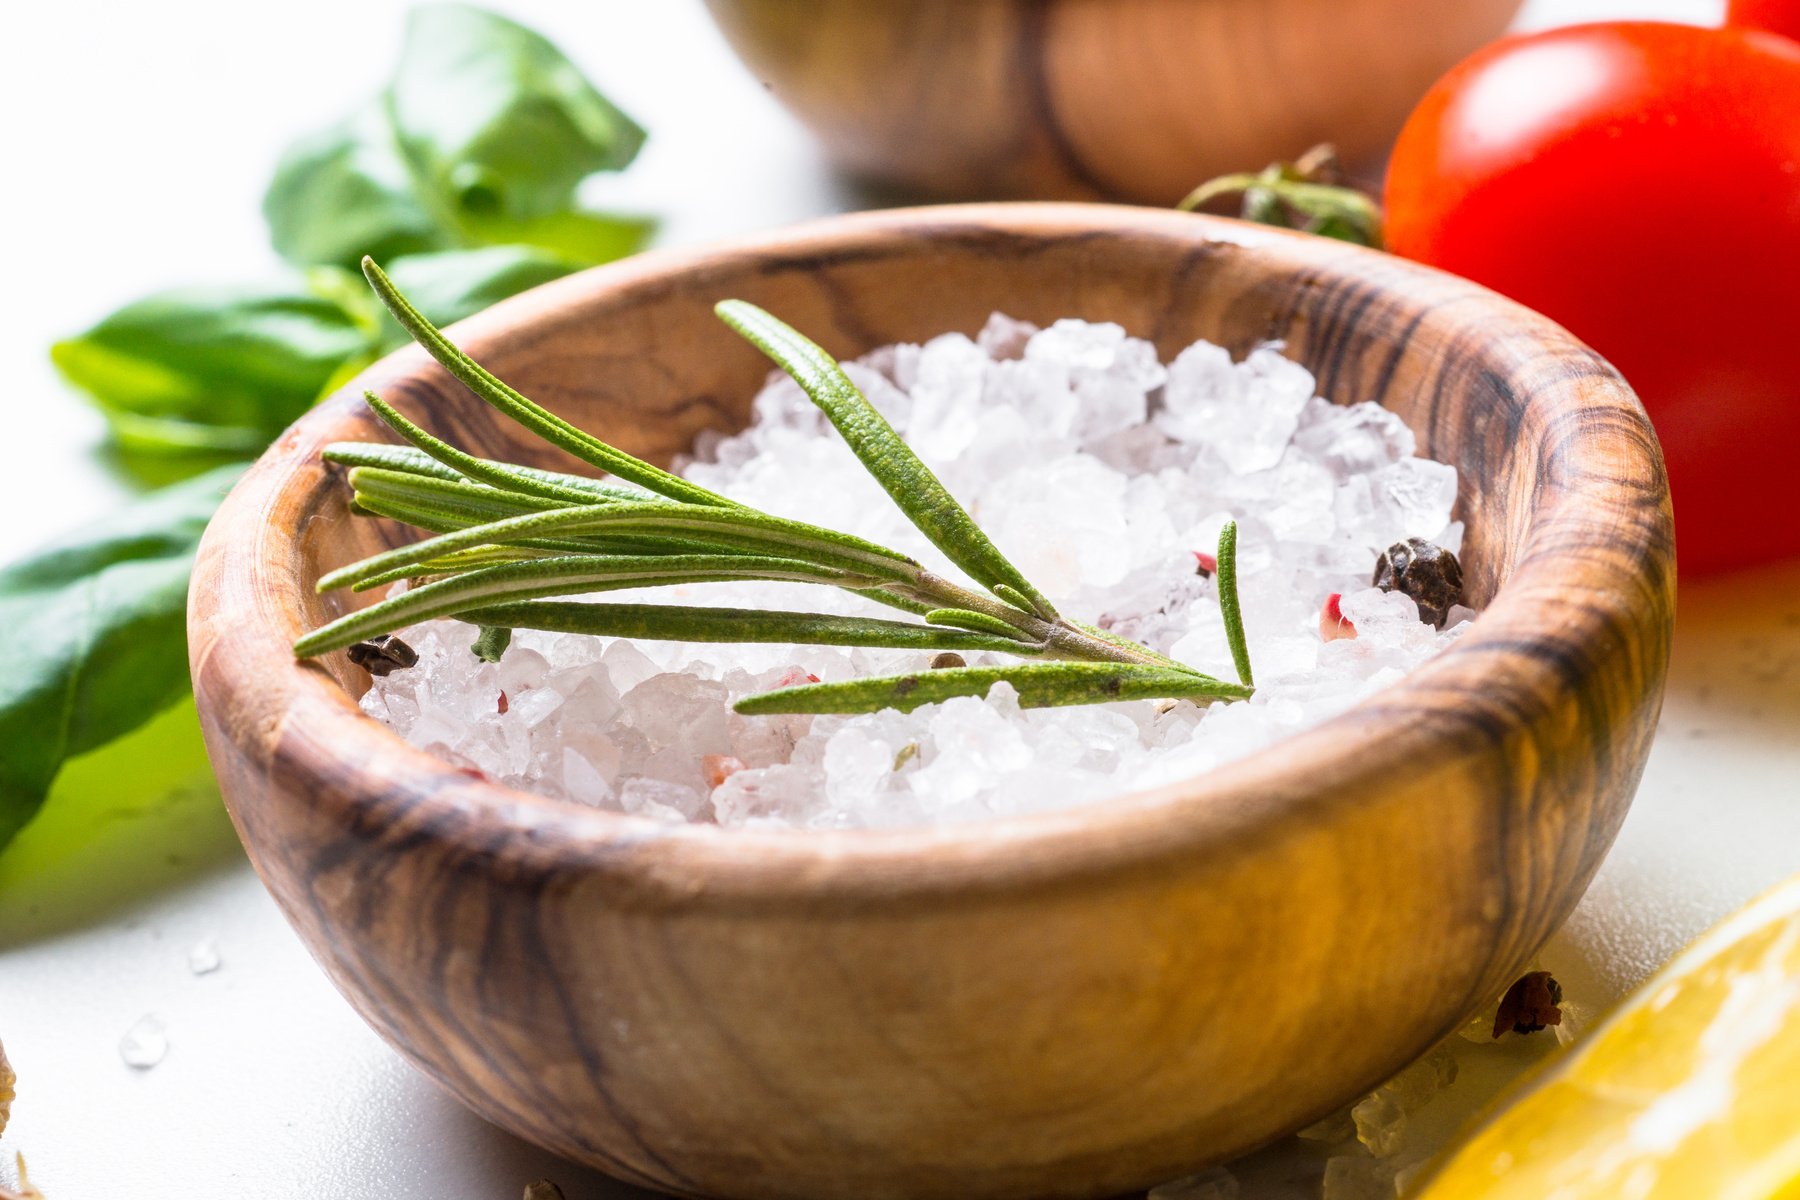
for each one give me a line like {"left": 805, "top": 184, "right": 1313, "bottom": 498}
{"left": 929, "top": 652, "right": 967, "bottom": 670}
{"left": 1372, "top": 538, "right": 1464, "bottom": 628}
{"left": 1493, "top": 970, "right": 1564, "bottom": 1038}
{"left": 347, "top": 633, "right": 419, "bottom": 677}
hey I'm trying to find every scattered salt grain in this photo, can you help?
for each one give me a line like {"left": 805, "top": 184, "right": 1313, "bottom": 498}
{"left": 1351, "top": 1089, "right": 1408, "bottom": 1158}
{"left": 119, "top": 1014, "right": 168, "bottom": 1070}
{"left": 1322, "top": 1152, "right": 1398, "bottom": 1200}
{"left": 363, "top": 316, "right": 1471, "bottom": 829}
{"left": 187, "top": 937, "right": 221, "bottom": 976}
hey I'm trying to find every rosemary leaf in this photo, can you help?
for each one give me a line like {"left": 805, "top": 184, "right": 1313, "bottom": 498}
{"left": 351, "top": 545, "right": 547, "bottom": 591}
{"left": 325, "top": 439, "right": 655, "bottom": 505}
{"left": 923, "top": 608, "right": 1031, "bottom": 640}
{"left": 989, "top": 583, "right": 1045, "bottom": 617}
{"left": 346, "top": 470, "right": 731, "bottom": 561}
{"left": 349, "top": 494, "right": 639, "bottom": 559}
{"left": 1216, "top": 520, "right": 1254, "bottom": 688}
{"left": 362, "top": 391, "right": 654, "bottom": 508}
{"left": 470, "top": 624, "right": 512, "bottom": 663}
{"left": 858, "top": 589, "right": 937, "bottom": 617}
{"left": 734, "top": 662, "right": 1253, "bottom": 716}
{"left": 318, "top": 496, "right": 919, "bottom": 593}
{"left": 362, "top": 256, "right": 734, "bottom": 508}
{"left": 350, "top": 466, "right": 563, "bottom": 523}
{"left": 714, "top": 300, "right": 1058, "bottom": 621}
{"left": 323, "top": 441, "right": 463, "bottom": 481}
{"left": 296, "top": 553, "right": 888, "bottom": 657}
{"left": 460, "top": 601, "right": 1035, "bottom": 654}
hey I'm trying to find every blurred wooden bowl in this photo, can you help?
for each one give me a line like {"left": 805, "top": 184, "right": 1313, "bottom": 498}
{"left": 190, "top": 204, "right": 1672, "bottom": 1200}
{"left": 704, "top": 0, "right": 1524, "bottom": 203}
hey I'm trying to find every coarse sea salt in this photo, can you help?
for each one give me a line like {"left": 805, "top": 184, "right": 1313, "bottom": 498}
{"left": 361, "top": 315, "right": 1473, "bottom": 830}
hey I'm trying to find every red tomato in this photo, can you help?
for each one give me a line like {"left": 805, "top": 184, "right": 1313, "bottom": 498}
{"left": 1730, "top": 0, "right": 1800, "bottom": 41}
{"left": 1384, "top": 23, "right": 1800, "bottom": 575}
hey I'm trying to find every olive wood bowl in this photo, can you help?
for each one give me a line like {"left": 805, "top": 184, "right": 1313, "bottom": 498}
{"left": 704, "top": 0, "right": 1523, "bottom": 204}
{"left": 189, "top": 205, "right": 1673, "bottom": 1200}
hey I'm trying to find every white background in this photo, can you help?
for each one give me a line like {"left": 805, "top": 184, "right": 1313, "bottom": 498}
{"left": 7, "top": 2, "right": 1799, "bottom": 1198}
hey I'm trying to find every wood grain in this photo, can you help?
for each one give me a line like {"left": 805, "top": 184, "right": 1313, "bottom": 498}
{"left": 704, "top": 0, "right": 1522, "bottom": 204}
{"left": 188, "top": 205, "right": 1674, "bottom": 1200}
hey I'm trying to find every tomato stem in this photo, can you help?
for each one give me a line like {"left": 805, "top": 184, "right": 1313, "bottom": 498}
{"left": 1179, "top": 144, "right": 1385, "bottom": 249}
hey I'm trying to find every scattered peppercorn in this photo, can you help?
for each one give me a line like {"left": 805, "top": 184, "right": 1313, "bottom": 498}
{"left": 1319, "top": 592, "right": 1357, "bottom": 641}
{"left": 1192, "top": 550, "right": 1217, "bottom": 577}
{"left": 929, "top": 652, "right": 967, "bottom": 669}
{"left": 1493, "top": 970, "right": 1564, "bottom": 1037}
{"left": 346, "top": 633, "right": 418, "bottom": 676}
{"left": 1373, "top": 538, "right": 1464, "bottom": 628}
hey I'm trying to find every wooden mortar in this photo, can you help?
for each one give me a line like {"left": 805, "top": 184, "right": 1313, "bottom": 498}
{"left": 704, "top": 0, "right": 1523, "bottom": 203}
{"left": 190, "top": 205, "right": 1673, "bottom": 1200}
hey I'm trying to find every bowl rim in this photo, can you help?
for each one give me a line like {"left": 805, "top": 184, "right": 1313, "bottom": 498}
{"left": 189, "top": 202, "right": 1673, "bottom": 910}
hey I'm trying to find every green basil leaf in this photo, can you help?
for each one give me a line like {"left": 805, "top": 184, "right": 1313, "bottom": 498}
{"left": 453, "top": 208, "right": 655, "bottom": 271}
{"left": 374, "top": 246, "right": 582, "bottom": 349}
{"left": 51, "top": 285, "right": 376, "bottom": 455}
{"left": 388, "top": 4, "right": 646, "bottom": 227}
{"left": 0, "top": 465, "right": 240, "bottom": 852}
{"left": 0, "top": 696, "right": 239, "bottom": 933}
{"left": 263, "top": 99, "right": 453, "bottom": 270}
{"left": 263, "top": 5, "right": 648, "bottom": 271}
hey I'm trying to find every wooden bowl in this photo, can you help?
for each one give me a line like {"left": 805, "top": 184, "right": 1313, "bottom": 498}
{"left": 703, "top": 0, "right": 1523, "bottom": 204}
{"left": 189, "top": 205, "right": 1672, "bottom": 1200}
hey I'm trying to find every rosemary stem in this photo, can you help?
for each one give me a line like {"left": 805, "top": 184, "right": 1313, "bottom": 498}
{"left": 899, "top": 569, "right": 1168, "bottom": 667}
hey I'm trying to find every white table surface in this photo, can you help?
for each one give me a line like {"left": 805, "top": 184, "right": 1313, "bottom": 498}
{"left": 10, "top": 2, "right": 1793, "bottom": 1198}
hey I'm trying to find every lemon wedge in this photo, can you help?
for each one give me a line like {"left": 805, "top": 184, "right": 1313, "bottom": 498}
{"left": 1417, "top": 877, "right": 1800, "bottom": 1199}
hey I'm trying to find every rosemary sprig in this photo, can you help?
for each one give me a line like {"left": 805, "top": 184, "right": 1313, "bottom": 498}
{"left": 296, "top": 259, "right": 1259, "bottom": 716}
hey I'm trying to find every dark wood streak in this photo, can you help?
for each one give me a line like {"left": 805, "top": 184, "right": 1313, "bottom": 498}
{"left": 188, "top": 205, "right": 1673, "bottom": 1200}
{"left": 1013, "top": 0, "right": 1117, "bottom": 199}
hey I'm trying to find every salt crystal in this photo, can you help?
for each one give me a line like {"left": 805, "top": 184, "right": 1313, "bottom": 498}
{"left": 1158, "top": 343, "right": 1312, "bottom": 473}
{"left": 1322, "top": 1154, "right": 1397, "bottom": 1200}
{"left": 560, "top": 748, "right": 614, "bottom": 807}
{"left": 1293, "top": 399, "right": 1416, "bottom": 479}
{"left": 119, "top": 1014, "right": 168, "bottom": 1069}
{"left": 623, "top": 674, "right": 730, "bottom": 753}
{"left": 908, "top": 333, "right": 989, "bottom": 458}
{"left": 188, "top": 938, "right": 222, "bottom": 975}
{"left": 506, "top": 686, "right": 563, "bottom": 728}
{"left": 600, "top": 641, "right": 660, "bottom": 692}
{"left": 362, "top": 316, "right": 1474, "bottom": 830}
{"left": 1026, "top": 318, "right": 1130, "bottom": 372}
{"left": 1352, "top": 1089, "right": 1407, "bottom": 1157}
{"left": 1373, "top": 458, "right": 1459, "bottom": 540}
{"left": 976, "top": 312, "right": 1038, "bottom": 361}
{"left": 620, "top": 777, "right": 705, "bottom": 820}
{"left": 1554, "top": 1000, "right": 1593, "bottom": 1048}
{"left": 824, "top": 728, "right": 895, "bottom": 808}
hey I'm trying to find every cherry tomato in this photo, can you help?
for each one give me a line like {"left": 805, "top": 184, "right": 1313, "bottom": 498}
{"left": 1384, "top": 23, "right": 1800, "bottom": 575}
{"left": 1730, "top": 0, "right": 1800, "bottom": 41}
